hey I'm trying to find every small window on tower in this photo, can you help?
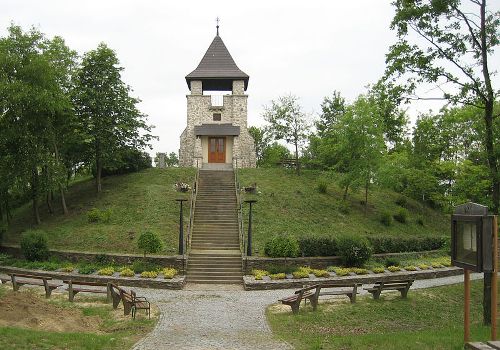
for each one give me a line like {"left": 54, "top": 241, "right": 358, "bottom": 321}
{"left": 213, "top": 113, "right": 221, "bottom": 121}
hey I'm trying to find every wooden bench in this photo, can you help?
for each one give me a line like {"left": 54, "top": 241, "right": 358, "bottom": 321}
{"left": 63, "top": 280, "right": 112, "bottom": 302}
{"left": 109, "top": 283, "right": 124, "bottom": 309}
{"left": 315, "top": 283, "right": 361, "bottom": 303}
{"left": 9, "top": 273, "right": 61, "bottom": 298}
{"left": 279, "top": 285, "right": 319, "bottom": 314}
{"left": 116, "top": 285, "right": 151, "bottom": 319}
{"left": 364, "top": 279, "right": 414, "bottom": 299}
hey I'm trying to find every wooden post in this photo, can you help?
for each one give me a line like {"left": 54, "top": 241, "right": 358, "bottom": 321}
{"left": 465, "top": 269, "right": 471, "bottom": 343}
{"left": 492, "top": 215, "right": 498, "bottom": 340}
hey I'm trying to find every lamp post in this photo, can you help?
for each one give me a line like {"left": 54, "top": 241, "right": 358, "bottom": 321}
{"left": 176, "top": 199, "right": 187, "bottom": 255}
{"left": 244, "top": 200, "right": 257, "bottom": 256}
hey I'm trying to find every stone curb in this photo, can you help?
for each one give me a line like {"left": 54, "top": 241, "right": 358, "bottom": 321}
{"left": 243, "top": 267, "right": 463, "bottom": 290}
{"left": 0, "top": 266, "right": 186, "bottom": 290}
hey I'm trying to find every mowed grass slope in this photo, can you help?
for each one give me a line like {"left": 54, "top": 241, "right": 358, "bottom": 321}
{"left": 238, "top": 168, "right": 448, "bottom": 255}
{"left": 267, "top": 280, "right": 494, "bottom": 350}
{"left": 3, "top": 168, "right": 195, "bottom": 254}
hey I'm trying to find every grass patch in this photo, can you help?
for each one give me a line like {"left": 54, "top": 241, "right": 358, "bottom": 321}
{"left": 3, "top": 168, "right": 195, "bottom": 254}
{"left": 267, "top": 280, "right": 495, "bottom": 349}
{"left": 238, "top": 168, "right": 448, "bottom": 256}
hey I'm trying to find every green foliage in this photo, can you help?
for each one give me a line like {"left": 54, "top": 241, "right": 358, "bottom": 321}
{"left": 330, "top": 267, "right": 350, "bottom": 276}
{"left": 387, "top": 265, "right": 401, "bottom": 272}
{"left": 416, "top": 217, "right": 424, "bottom": 226}
{"left": 162, "top": 267, "right": 177, "bottom": 279}
{"left": 264, "top": 234, "right": 300, "bottom": 258}
{"left": 20, "top": 230, "right": 50, "bottom": 261}
{"left": 298, "top": 236, "right": 337, "bottom": 257}
{"left": 270, "top": 273, "right": 286, "bottom": 280}
{"left": 316, "top": 181, "right": 328, "bottom": 194}
{"left": 368, "top": 236, "right": 446, "bottom": 254}
{"left": 78, "top": 264, "right": 97, "bottom": 275}
{"left": 97, "top": 267, "right": 115, "bottom": 276}
{"left": 132, "top": 260, "right": 160, "bottom": 273}
{"left": 137, "top": 231, "right": 163, "bottom": 257}
{"left": 393, "top": 208, "right": 409, "bottom": 223}
{"left": 372, "top": 267, "right": 386, "bottom": 274}
{"left": 349, "top": 267, "right": 369, "bottom": 275}
{"left": 336, "top": 236, "right": 372, "bottom": 267}
{"left": 87, "top": 208, "right": 111, "bottom": 223}
{"left": 311, "top": 269, "right": 330, "bottom": 278}
{"left": 384, "top": 258, "right": 401, "bottom": 268}
{"left": 260, "top": 142, "right": 292, "bottom": 168}
{"left": 140, "top": 271, "right": 158, "bottom": 279}
{"left": 252, "top": 269, "right": 269, "bottom": 280}
{"left": 266, "top": 264, "right": 296, "bottom": 275}
{"left": 395, "top": 196, "right": 408, "bottom": 208}
{"left": 292, "top": 267, "right": 311, "bottom": 279}
{"left": 119, "top": 268, "right": 135, "bottom": 277}
{"left": 404, "top": 265, "right": 417, "bottom": 271}
{"left": 380, "top": 211, "right": 393, "bottom": 226}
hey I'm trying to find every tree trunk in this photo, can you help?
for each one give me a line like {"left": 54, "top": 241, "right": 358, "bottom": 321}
{"left": 59, "top": 184, "right": 68, "bottom": 215}
{"left": 0, "top": 195, "right": 3, "bottom": 222}
{"left": 364, "top": 179, "right": 369, "bottom": 214}
{"left": 5, "top": 195, "right": 12, "bottom": 224}
{"left": 294, "top": 139, "right": 300, "bottom": 175}
{"left": 46, "top": 192, "right": 54, "bottom": 214}
{"left": 343, "top": 184, "right": 349, "bottom": 200}
{"left": 95, "top": 141, "right": 102, "bottom": 193}
{"left": 32, "top": 170, "right": 41, "bottom": 225}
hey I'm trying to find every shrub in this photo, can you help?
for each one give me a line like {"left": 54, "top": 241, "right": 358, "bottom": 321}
{"left": 395, "top": 196, "right": 408, "bottom": 208}
{"left": 60, "top": 264, "right": 75, "bottom": 273}
{"left": 349, "top": 268, "right": 369, "bottom": 275}
{"left": 387, "top": 266, "right": 401, "bottom": 272}
{"left": 317, "top": 182, "right": 328, "bottom": 194}
{"left": 141, "top": 271, "right": 159, "bottom": 278}
{"left": 298, "top": 236, "right": 337, "bottom": 257}
{"left": 132, "top": 260, "right": 160, "bottom": 273}
{"left": 372, "top": 267, "right": 385, "bottom": 274}
{"left": 264, "top": 234, "right": 300, "bottom": 258}
{"left": 380, "top": 211, "right": 393, "bottom": 226}
{"left": 393, "top": 208, "right": 409, "bottom": 223}
{"left": 432, "top": 256, "right": 451, "bottom": 267}
{"left": 87, "top": 208, "right": 112, "bottom": 223}
{"left": 338, "top": 201, "right": 351, "bottom": 215}
{"left": 94, "top": 254, "right": 111, "bottom": 265}
{"left": 431, "top": 262, "right": 443, "bottom": 268}
{"left": 100, "top": 209, "right": 112, "bottom": 223}
{"left": 292, "top": 270, "right": 310, "bottom": 279}
{"left": 137, "top": 231, "right": 163, "bottom": 257}
{"left": 384, "top": 257, "right": 400, "bottom": 268}
{"left": 270, "top": 273, "right": 286, "bottom": 280}
{"left": 78, "top": 264, "right": 97, "bottom": 275}
{"left": 120, "top": 268, "right": 135, "bottom": 277}
{"left": 404, "top": 265, "right": 417, "bottom": 271}
{"left": 331, "top": 267, "right": 350, "bottom": 276}
{"left": 336, "top": 236, "right": 372, "bottom": 267}
{"left": 0, "top": 223, "right": 6, "bottom": 243}
{"left": 97, "top": 267, "right": 115, "bottom": 276}
{"left": 311, "top": 269, "right": 330, "bottom": 278}
{"left": 252, "top": 269, "right": 269, "bottom": 280}
{"left": 20, "top": 230, "right": 49, "bottom": 261}
{"left": 368, "top": 236, "right": 446, "bottom": 254}
{"left": 416, "top": 217, "right": 425, "bottom": 226}
{"left": 267, "top": 264, "right": 295, "bottom": 275}
{"left": 162, "top": 268, "right": 177, "bottom": 279}
{"left": 418, "top": 264, "right": 430, "bottom": 270}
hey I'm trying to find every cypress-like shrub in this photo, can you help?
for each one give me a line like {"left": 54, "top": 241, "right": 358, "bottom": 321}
{"left": 337, "top": 236, "right": 372, "bottom": 267}
{"left": 264, "top": 234, "right": 300, "bottom": 258}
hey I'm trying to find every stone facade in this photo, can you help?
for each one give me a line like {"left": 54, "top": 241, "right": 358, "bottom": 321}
{"left": 179, "top": 79, "right": 256, "bottom": 168}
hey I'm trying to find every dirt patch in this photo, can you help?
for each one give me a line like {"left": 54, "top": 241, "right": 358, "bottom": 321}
{"left": 0, "top": 290, "right": 102, "bottom": 333}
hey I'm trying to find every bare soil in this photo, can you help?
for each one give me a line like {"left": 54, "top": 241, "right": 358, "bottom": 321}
{"left": 0, "top": 289, "right": 102, "bottom": 333}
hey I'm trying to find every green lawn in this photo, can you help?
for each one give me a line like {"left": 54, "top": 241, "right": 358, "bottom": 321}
{"left": 3, "top": 168, "right": 195, "bottom": 254}
{"left": 267, "top": 280, "right": 495, "bottom": 350}
{"left": 238, "top": 168, "right": 449, "bottom": 255}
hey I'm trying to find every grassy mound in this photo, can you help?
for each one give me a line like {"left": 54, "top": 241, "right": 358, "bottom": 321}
{"left": 3, "top": 168, "right": 195, "bottom": 254}
{"left": 238, "top": 168, "right": 448, "bottom": 255}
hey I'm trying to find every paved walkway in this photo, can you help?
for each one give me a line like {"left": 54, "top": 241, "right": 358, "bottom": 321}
{"left": 132, "top": 273, "right": 483, "bottom": 350}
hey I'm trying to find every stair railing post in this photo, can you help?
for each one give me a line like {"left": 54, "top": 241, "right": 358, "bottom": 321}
{"left": 245, "top": 200, "right": 257, "bottom": 257}
{"left": 176, "top": 198, "right": 187, "bottom": 255}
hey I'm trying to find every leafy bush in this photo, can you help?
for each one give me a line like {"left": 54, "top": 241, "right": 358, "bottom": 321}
{"left": 431, "top": 262, "right": 443, "bottom": 268}
{"left": 384, "top": 257, "right": 401, "bottom": 268}
{"left": 292, "top": 270, "right": 310, "bottom": 279}
{"left": 331, "top": 267, "right": 350, "bottom": 276}
{"left": 368, "top": 236, "right": 446, "bottom": 254}
{"left": 97, "top": 267, "right": 115, "bottom": 276}
{"left": 298, "top": 236, "right": 337, "bottom": 257}
{"left": 0, "top": 224, "right": 6, "bottom": 243}
{"left": 94, "top": 254, "right": 111, "bottom": 265}
{"left": 372, "top": 267, "right": 385, "bottom": 274}
{"left": 60, "top": 264, "right": 75, "bottom": 273}
{"left": 338, "top": 201, "right": 351, "bottom": 215}
{"left": 395, "top": 196, "right": 408, "bottom": 208}
{"left": 20, "top": 230, "right": 49, "bottom": 261}
{"left": 137, "top": 231, "right": 163, "bottom": 257}
{"left": 132, "top": 260, "right": 160, "bottom": 273}
{"left": 416, "top": 217, "right": 425, "bottom": 226}
{"left": 380, "top": 211, "right": 393, "bottom": 226}
{"left": 311, "top": 269, "right": 330, "bottom": 278}
{"left": 120, "top": 268, "right": 135, "bottom": 277}
{"left": 349, "top": 268, "right": 369, "bottom": 275}
{"left": 336, "top": 236, "right": 372, "bottom": 267}
{"left": 162, "top": 268, "right": 177, "bottom": 279}
{"left": 270, "top": 273, "right": 286, "bottom": 280}
{"left": 432, "top": 256, "right": 452, "bottom": 267}
{"left": 78, "top": 264, "right": 97, "bottom": 275}
{"left": 404, "top": 265, "right": 417, "bottom": 271}
{"left": 387, "top": 265, "right": 401, "bottom": 272}
{"left": 87, "top": 208, "right": 112, "bottom": 223}
{"left": 264, "top": 234, "right": 300, "bottom": 258}
{"left": 393, "top": 208, "right": 409, "bottom": 223}
{"left": 140, "top": 271, "right": 159, "bottom": 278}
{"left": 252, "top": 269, "right": 269, "bottom": 280}
{"left": 418, "top": 264, "right": 430, "bottom": 270}
{"left": 317, "top": 182, "right": 328, "bottom": 194}
{"left": 266, "top": 264, "right": 295, "bottom": 275}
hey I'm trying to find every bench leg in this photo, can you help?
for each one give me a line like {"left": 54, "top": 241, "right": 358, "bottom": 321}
{"left": 11, "top": 276, "right": 19, "bottom": 291}
{"left": 310, "top": 297, "right": 319, "bottom": 311}
{"left": 69, "top": 290, "right": 79, "bottom": 302}
{"left": 123, "top": 302, "right": 132, "bottom": 316}
{"left": 348, "top": 294, "right": 356, "bottom": 303}
{"left": 111, "top": 291, "right": 121, "bottom": 309}
{"left": 132, "top": 306, "right": 136, "bottom": 320}
{"left": 291, "top": 303, "right": 300, "bottom": 315}
{"left": 373, "top": 291, "right": 381, "bottom": 300}
{"left": 401, "top": 288, "right": 409, "bottom": 299}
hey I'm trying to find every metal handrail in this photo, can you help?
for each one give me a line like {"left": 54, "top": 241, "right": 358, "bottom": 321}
{"left": 233, "top": 157, "right": 245, "bottom": 256}
{"left": 186, "top": 166, "right": 200, "bottom": 253}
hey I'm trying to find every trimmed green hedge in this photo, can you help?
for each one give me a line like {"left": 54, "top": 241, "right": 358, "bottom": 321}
{"left": 368, "top": 236, "right": 446, "bottom": 254}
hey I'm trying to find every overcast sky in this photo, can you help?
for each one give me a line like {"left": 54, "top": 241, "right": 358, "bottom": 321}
{"left": 2, "top": 0, "right": 499, "bottom": 157}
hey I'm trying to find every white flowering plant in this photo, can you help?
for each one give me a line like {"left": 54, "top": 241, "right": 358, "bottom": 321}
{"left": 174, "top": 182, "right": 191, "bottom": 192}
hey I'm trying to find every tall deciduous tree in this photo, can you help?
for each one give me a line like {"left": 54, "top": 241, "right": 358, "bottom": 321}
{"left": 385, "top": 0, "right": 499, "bottom": 214}
{"left": 262, "top": 95, "right": 310, "bottom": 175}
{"left": 73, "top": 43, "right": 154, "bottom": 193}
{"left": 248, "top": 126, "right": 271, "bottom": 167}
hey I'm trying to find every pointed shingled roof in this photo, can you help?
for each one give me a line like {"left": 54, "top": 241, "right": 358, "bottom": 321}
{"left": 185, "top": 35, "right": 249, "bottom": 91}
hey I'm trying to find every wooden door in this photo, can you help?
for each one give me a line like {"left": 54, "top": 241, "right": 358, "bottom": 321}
{"left": 208, "top": 137, "right": 226, "bottom": 163}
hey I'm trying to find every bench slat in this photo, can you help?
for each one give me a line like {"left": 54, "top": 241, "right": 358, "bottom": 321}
{"left": 9, "top": 273, "right": 52, "bottom": 280}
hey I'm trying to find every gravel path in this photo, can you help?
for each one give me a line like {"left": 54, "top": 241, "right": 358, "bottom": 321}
{"left": 132, "top": 273, "right": 483, "bottom": 350}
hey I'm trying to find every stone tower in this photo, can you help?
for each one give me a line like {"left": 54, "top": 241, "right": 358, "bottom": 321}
{"left": 179, "top": 27, "right": 256, "bottom": 168}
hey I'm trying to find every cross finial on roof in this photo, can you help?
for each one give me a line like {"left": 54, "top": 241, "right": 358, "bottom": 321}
{"left": 216, "top": 17, "right": 220, "bottom": 36}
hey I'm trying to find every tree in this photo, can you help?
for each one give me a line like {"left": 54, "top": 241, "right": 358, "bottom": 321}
{"left": 315, "top": 91, "right": 346, "bottom": 137}
{"left": 262, "top": 95, "right": 310, "bottom": 174}
{"left": 248, "top": 126, "right": 271, "bottom": 167}
{"left": 260, "top": 143, "right": 292, "bottom": 168}
{"left": 166, "top": 152, "right": 179, "bottom": 167}
{"left": 385, "top": 0, "right": 499, "bottom": 215}
{"left": 73, "top": 43, "right": 155, "bottom": 193}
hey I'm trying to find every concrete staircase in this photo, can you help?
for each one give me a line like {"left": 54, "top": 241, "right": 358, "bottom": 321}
{"left": 187, "top": 169, "right": 242, "bottom": 284}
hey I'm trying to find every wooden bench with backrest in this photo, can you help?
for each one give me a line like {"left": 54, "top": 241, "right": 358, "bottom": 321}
{"left": 9, "top": 273, "right": 61, "bottom": 298}
{"left": 115, "top": 285, "right": 150, "bottom": 319}
{"left": 63, "top": 279, "right": 111, "bottom": 302}
{"left": 109, "top": 283, "right": 123, "bottom": 309}
{"left": 315, "top": 283, "right": 361, "bottom": 303}
{"left": 279, "top": 285, "right": 319, "bottom": 314}
{"left": 364, "top": 279, "right": 414, "bottom": 300}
